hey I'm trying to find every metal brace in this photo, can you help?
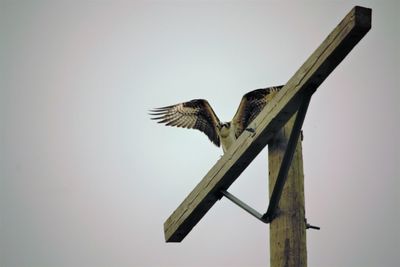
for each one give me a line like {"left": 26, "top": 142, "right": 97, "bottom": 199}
{"left": 220, "top": 190, "right": 268, "bottom": 223}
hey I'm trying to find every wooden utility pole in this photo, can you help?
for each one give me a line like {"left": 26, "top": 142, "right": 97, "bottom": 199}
{"left": 163, "top": 9, "right": 371, "bottom": 267}
{"left": 268, "top": 114, "right": 307, "bottom": 267}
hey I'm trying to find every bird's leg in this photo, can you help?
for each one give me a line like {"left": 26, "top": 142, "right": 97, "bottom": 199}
{"left": 245, "top": 126, "right": 257, "bottom": 137}
{"left": 245, "top": 121, "right": 257, "bottom": 136}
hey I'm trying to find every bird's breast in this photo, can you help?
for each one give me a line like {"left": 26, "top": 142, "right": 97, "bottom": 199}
{"left": 220, "top": 127, "right": 237, "bottom": 153}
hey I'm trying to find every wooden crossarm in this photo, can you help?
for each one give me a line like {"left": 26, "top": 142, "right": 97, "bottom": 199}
{"left": 164, "top": 6, "right": 371, "bottom": 242}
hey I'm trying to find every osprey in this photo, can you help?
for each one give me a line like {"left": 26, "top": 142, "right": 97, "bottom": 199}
{"left": 150, "top": 85, "right": 283, "bottom": 153}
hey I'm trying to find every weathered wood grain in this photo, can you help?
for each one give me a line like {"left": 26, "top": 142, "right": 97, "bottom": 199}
{"left": 268, "top": 116, "right": 307, "bottom": 267}
{"left": 164, "top": 6, "right": 371, "bottom": 242}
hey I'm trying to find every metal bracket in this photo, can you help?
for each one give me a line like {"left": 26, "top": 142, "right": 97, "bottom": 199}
{"left": 221, "top": 190, "right": 320, "bottom": 231}
{"left": 305, "top": 218, "right": 320, "bottom": 230}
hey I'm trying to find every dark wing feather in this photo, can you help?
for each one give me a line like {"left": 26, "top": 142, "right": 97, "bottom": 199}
{"left": 150, "top": 99, "right": 221, "bottom": 147}
{"left": 232, "top": 85, "right": 284, "bottom": 137}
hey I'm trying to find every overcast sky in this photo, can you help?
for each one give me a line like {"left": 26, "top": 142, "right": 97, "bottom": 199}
{"left": 1, "top": 1, "right": 399, "bottom": 267}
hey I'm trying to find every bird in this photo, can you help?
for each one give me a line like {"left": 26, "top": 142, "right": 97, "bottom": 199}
{"left": 149, "top": 85, "right": 283, "bottom": 153}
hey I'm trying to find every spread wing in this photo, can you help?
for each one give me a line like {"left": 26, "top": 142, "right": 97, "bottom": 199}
{"left": 150, "top": 99, "right": 221, "bottom": 147}
{"left": 232, "top": 85, "right": 284, "bottom": 138}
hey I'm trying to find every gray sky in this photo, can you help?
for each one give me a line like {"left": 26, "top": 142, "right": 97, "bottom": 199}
{"left": 1, "top": 1, "right": 399, "bottom": 267}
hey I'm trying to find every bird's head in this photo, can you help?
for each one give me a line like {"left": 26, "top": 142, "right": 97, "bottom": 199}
{"left": 218, "top": 122, "right": 231, "bottom": 137}
{"left": 221, "top": 122, "right": 231, "bottom": 128}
